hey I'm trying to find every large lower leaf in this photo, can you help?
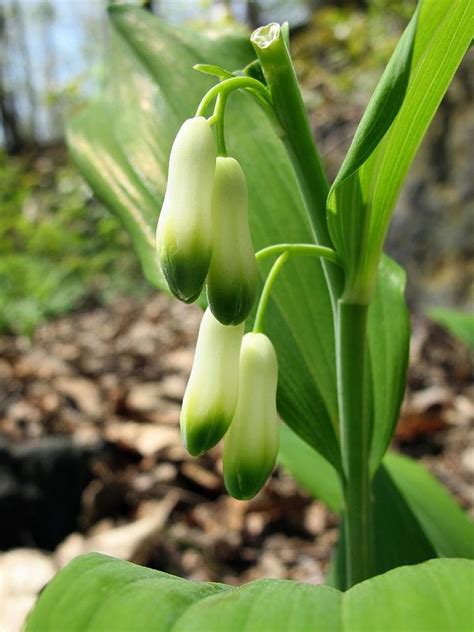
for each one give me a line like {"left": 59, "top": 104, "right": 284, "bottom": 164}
{"left": 24, "top": 553, "right": 228, "bottom": 632}
{"left": 67, "top": 6, "right": 409, "bottom": 473}
{"left": 327, "top": 0, "right": 473, "bottom": 299}
{"left": 26, "top": 554, "right": 474, "bottom": 631}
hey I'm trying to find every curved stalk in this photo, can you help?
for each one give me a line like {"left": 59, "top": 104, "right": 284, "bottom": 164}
{"left": 253, "top": 252, "right": 289, "bottom": 334}
{"left": 196, "top": 76, "right": 272, "bottom": 119}
{"left": 256, "top": 243, "right": 341, "bottom": 267}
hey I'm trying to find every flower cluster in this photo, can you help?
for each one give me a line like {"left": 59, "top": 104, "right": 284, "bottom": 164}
{"left": 156, "top": 116, "right": 279, "bottom": 499}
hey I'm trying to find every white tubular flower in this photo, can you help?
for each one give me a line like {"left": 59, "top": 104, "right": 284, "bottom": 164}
{"left": 180, "top": 307, "right": 244, "bottom": 457}
{"left": 206, "top": 157, "right": 257, "bottom": 325}
{"left": 223, "top": 332, "right": 279, "bottom": 500}
{"left": 156, "top": 117, "right": 216, "bottom": 303}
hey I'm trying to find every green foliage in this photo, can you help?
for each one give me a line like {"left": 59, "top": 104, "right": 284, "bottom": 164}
{"left": 327, "top": 0, "right": 473, "bottom": 301}
{"left": 0, "top": 152, "right": 148, "bottom": 335}
{"left": 428, "top": 307, "right": 474, "bottom": 349}
{"left": 25, "top": 553, "right": 474, "bottom": 631}
{"left": 280, "top": 425, "right": 474, "bottom": 589}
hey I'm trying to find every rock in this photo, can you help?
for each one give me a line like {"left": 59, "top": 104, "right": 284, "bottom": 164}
{"left": 0, "top": 436, "right": 107, "bottom": 550}
{"left": 0, "top": 548, "right": 56, "bottom": 632}
{"left": 55, "top": 494, "right": 178, "bottom": 568}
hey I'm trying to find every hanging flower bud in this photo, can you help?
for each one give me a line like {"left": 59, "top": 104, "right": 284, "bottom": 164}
{"left": 180, "top": 307, "right": 244, "bottom": 457}
{"left": 223, "top": 332, "right": 279, "bottom": 500}
{"left": 206, "top": 157, "right": 257, "bottom": 325}
{"left": 156, "top": 117, "right": 216, "bottom": 303}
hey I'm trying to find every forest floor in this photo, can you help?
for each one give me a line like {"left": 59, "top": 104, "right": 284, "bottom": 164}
{"left": 0, "top": 292, "right": 473, "bottom": 631}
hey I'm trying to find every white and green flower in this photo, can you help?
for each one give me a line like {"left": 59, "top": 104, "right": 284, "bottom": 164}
{"left": 156, "top": 116, "right": 216, "bottom": 303}
{"left": 180, "top": 307, "right": 244, "bottom": 456}
{"left": 206, "top": 156, "right": 257, "bottom": 325}
{"left": 223, "top": 332, "right": 279, "bottom": 500}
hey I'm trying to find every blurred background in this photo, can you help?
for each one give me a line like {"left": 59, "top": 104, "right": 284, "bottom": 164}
{"left": 0, "top": 1, "right": 472, "bottom": 630}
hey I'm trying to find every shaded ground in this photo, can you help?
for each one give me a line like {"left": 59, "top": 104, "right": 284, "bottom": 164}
{"left": 0, "top": 293, "right": 472, "bottom": 630}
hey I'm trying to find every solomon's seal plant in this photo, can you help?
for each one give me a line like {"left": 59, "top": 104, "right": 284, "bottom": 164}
{"left": 27, "top": 2, "right": 474, "bottom": 630}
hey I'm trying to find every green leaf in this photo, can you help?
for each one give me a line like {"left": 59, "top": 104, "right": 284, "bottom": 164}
{"left": 173, "top": 579, "right": 342, "bottom": 632}
{"left": 327, "top": 0, "right": 473, "bottom": 300}
{"left": 368, "top": 256, "right": 410, "bottom": 471}
{"left": 67, "top": 6, "right": 408, "bottom": 474}
{"left": 385, "top": 452, "right": 474, "bottom": 559}
{"left": 280, "top": 427, "right": 474, "bottom": 589}
{"left": 193, "top": 64, "right": 235, "bottom": 80}
{"left": 345, "top": 559, "right": 474, "bottom": 632}
{"left": 27, "top": 555, "right": 474, "bottom": 631}
{"left": 278, "top": 424, "right": 342, "bottom": 512}
{"left": 24, "top": 553, "right": 228, "bottom": 632}
{"left": 428, "top": 307, "right": 474, "bottom": 349}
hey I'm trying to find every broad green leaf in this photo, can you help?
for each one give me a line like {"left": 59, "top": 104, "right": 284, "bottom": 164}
{"left": 173, "top": 579, "right": 342, "bottom": 632}
{"left": 27, "top": 554, "right": 473, "bottom": 631}
{"left": 68, "top": 6, "right": 409, "bottom": 472}
{"left": 428, "top": 307, "right": 474, "bottom": 349}
{"left": 24, "top": 553, "right": 228, "bottom": 632}
{"left": 345, "top": 559, "right": 474, "bottom": 632}
{"left": 327, "top": 0, "right": 473, "bottom": 300}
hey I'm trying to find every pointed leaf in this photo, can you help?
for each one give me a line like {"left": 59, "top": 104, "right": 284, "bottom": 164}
{"left": 385, "top": 452, "right": 474, "bottom": 559}
{"left": 368, "top": 256, "right": 410, "bottom": 470}
{"left": 327, "top": 0, "right": 473, "bottom": 300}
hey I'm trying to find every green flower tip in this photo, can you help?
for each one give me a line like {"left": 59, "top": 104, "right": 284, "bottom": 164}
{"left": 156, "top": 116, "right": 216, "bottom": 303}
{"left": 180, "top": 308, "right": 244, "bottom": 456}
{"left": 223, "top": 332, "right": 279, "bottom": 500}
{"left": 207, "top": 157, "right": 257, "bottom": 325}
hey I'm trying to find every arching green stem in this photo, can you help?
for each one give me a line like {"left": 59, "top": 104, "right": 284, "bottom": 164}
{"left": 253, "top": 252, "right": 289, "bottom": 334}
{"left": 256, "top": 243, "right": 341, "bottom": 267}
{"left": 196, "top": 76, "right": 272, "bottom": 119}
{"left": 211, "top": 92, "right": 228, "bottom": 157}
